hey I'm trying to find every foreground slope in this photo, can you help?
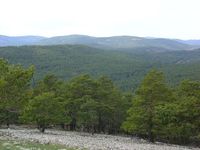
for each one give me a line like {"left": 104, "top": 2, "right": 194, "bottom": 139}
{"left": 0, "top": 128, "right": 199, "bottom": 150}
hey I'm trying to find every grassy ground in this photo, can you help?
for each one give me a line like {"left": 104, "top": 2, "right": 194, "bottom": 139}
{"left": 0, "top": 139, "right": 75, "bottom": 150}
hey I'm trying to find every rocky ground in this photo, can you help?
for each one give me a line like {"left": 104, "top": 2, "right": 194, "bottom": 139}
{"left": 0, "top": 128, "right": 199, "bottom": 150}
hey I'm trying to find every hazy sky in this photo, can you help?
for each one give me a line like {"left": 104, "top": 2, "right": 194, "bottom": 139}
{"left": 0, "top": 0, "right": 200, "bottom": 39}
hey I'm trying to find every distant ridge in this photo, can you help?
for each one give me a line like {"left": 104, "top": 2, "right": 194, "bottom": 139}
{"left": 0, "top": 35, "right": 46, "bottom": 46}
{"left": 177, "top": 39, "right": 200, "bottom": 46}
{"left": 0, "top": 34, "right": 199, "bottom": 51}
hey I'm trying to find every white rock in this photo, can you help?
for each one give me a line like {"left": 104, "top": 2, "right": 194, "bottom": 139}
{"left": 0, "top": 128, "right": 199, "bottom": 150}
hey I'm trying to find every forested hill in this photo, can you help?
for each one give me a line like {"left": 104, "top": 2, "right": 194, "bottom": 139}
{"left": 0, "top": 44, "right": 200, "bottom": 91}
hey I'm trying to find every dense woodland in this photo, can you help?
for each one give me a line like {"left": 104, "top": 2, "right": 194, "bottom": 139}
{"left": 0, "top": 58, "right": 199, "bottom": 146}
{"left": 0, "top": 45, "right": 200, "bottom": 91}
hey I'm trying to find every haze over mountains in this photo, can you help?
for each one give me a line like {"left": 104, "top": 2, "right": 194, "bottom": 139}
{"left": 1, "top": 34, "right": 200, "bottom": 51}
{"left": 0, "top": 35, "right": 45, "bottom": 46}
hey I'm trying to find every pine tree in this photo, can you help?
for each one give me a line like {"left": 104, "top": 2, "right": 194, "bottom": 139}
{"left": 21, "top": 92, "right": 70, "bottom": 132}
{"left": 0, "top": 58, "right": 34, "bottom": 126}
{"left": 122, "top": 69, "right": 172, "bottom": 142}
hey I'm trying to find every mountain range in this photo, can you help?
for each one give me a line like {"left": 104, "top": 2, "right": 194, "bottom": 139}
{"left": 1, "top": 34, "right": 200, "bottom": 51}
{"left": 0, "top": 35, "right": 45, "bottom": 46}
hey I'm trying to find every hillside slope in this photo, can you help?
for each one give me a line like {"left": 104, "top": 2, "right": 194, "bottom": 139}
{"left": 0, "top": 45, "right": 200, "bottom": 90}
{"left": 1, "top": 128, "right": 197, "bottom": 150}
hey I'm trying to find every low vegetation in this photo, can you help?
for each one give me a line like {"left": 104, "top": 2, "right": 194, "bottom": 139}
{"left": 0, "top": 139, "right": 74, "bottom": 150}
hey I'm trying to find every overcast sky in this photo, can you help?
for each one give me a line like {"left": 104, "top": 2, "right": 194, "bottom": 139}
{"left": 0, "top": 0, "right": 199, "bottom": 39}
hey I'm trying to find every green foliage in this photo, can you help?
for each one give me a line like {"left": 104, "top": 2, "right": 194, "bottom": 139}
{"left": 0, "top": 58, "right": 34, "bottom": 125}
{"left": 21, "top": 92, "right": 70, "bottom": 132}
{"left": 34, "top": 74, "right": 63, "bottom": 96}
{"left": 62, "top": 74, "right": 128, "bottom": 133}
{"left": 95, "top": 76, "right": 126, "bottom": 133}
{"left": 63, "top": 74, "right": 97, "bottom": 131}
{"left": 122, "top": 69, "right": 173, "bottom": 142}
{"left": 21, "top": 74, "right": 70, "bottom": 132}
{"left": 77, "top": 96, "right": 99, "bottom": 133}
{"left": 161, "top": 80, "right": 200, "bottom": 144}
{"left": 122, "top": 71, "right": 200, "bottom": 145}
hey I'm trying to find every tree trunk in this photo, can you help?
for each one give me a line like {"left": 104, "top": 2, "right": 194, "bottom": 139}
{"left": 70, "top": 118, "right": 76, "bottom": 131}
{"left": 148, "top": 129, "right": 154, "bottom": 142}
{"left": 38, "top": 124, "right": 45, "bottom": 133}
{"left": 98, "top": 114, "right": 102, "bottom": 133}
{"left": 41, "top": 127, "right": 45, "bottom": 133}
{"left": 6, "top": 123, "right": 10, "bottom": 128}
{"left": 91, "top": 124, "right": 95, "bottom": 135}
{"left": 61, "top": 123, "right": 65, "bottom": 130}
{"left": 148, "top": 116, "right": 154, "bottom": 143}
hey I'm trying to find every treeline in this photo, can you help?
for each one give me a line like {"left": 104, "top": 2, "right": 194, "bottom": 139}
{"left": 0, "top": 58, "right": 199, "bottom": 146}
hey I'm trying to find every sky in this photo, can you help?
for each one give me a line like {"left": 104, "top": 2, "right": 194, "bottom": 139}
{"left": 0, "top": 0, "right": 200, "bottom": 39}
